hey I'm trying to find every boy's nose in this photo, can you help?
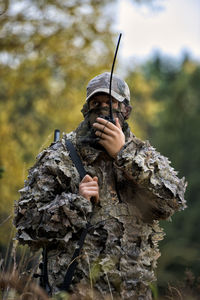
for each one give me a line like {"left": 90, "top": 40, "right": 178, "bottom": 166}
{"left": 101, "top": 101, "right": 109, "bottom": 108}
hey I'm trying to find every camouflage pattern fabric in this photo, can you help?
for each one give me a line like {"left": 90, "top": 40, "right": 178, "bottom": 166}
{"left": 86, "top": 72, "right": 130, "bottom": 103}
{"left": 14, "top": 121, "right": 186, "bottom": 300}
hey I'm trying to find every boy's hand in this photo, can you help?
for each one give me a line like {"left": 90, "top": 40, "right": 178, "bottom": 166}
{"left": 79, "top": 175, "right": 99, "bottom": 203}
{"left": 93, "top": 117, "right": 125, "bottom": 158}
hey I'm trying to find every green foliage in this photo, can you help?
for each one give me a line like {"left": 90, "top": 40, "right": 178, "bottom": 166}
{"left": 126, "top": 67, "right": 163, "bottom": 138}
{"left": 90, "top": 259, "right": 102, "bottom": 283}
{"left": 149, "top": 283, "right": 158, "bottom": 300}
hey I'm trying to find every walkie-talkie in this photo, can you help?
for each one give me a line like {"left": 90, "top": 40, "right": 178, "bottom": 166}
{"left": 85, "top": 33, "right": 123, "bottom": 146}
{"left": 100, "top": 33, "right": 122, "bottom": 125}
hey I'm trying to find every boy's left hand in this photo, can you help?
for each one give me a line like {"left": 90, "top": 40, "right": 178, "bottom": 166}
{"left": 93, "top": 117, "right": 125, "bottom": 159}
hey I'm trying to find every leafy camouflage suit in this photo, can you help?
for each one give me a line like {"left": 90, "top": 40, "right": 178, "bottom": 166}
{"left": 14, "top": 74, "right": 186, "bottom": 300}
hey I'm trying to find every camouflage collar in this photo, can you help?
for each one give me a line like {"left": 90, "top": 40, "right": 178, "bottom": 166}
{"left": 63, "top": 130, "right": 103, "bottom": 164}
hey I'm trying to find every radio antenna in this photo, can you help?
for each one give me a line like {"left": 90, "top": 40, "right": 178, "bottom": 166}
{"left": 109, "top": 33, "right": 122, "bottom": 123}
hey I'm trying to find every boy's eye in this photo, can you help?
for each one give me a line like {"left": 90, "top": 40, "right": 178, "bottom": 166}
{"left": 92, "top": 101, "right": 99, "bottom": 107}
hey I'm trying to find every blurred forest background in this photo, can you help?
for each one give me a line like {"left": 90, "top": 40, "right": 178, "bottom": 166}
{"left": 0, "top": 0, "right": 199, "bottom": 298}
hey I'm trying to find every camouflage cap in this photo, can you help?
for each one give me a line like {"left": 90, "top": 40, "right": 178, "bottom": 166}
{"left": 86, "top": 72, "right": 130, "bottom": 103}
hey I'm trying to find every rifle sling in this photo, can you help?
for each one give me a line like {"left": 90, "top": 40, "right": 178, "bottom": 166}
{"left": 61, "top": 139, "right": 92, "bottom": 291}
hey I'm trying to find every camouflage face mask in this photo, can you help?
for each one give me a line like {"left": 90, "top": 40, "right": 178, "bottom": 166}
{"left": 81, "top": 103, "right": 125, "bottom": 128}
{"left": 77, "top": 103, "right": 130, "bottom": 147}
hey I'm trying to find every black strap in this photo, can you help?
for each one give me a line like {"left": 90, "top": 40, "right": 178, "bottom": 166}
{"left": 33, "top": 246, "right": 52, "bottom": 296}
{"left": 65, "top": 139, "right": 87, "bottom": 180}
{"left": 40, "top": 245, "right": 52, "bottom": 295}
{"left": 61, "top": 223, "right": 91, "bottom": 291}
{"left": 61, "top": 139, "right": 92, "bottom": 292}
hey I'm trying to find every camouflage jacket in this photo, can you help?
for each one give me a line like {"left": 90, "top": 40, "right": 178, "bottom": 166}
{"left": 14, "top": 122, "right": 186, "bottom": 299}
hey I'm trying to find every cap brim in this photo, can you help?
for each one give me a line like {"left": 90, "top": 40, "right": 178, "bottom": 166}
{"left": 86, "top": 88, "right": 125, "bottom": 102}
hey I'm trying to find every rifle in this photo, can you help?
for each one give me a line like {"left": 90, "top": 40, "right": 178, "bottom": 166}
{"left": 38, "top": 245, "right": 52, "bottom": 295}
{"left": 34, "top": 129, "right": 60, "bottom": 296}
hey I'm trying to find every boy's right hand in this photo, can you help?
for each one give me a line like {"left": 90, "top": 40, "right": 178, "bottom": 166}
{"left": 79, "top": 175, "right": 99, "bottom": 203}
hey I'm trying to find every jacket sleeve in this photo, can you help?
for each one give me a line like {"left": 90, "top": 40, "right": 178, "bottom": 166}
{"left": 14, "top": 140, "right": 92, "bottom": 249}
{"left": 114, "top": 137, "right": 187, "bottom": 221}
